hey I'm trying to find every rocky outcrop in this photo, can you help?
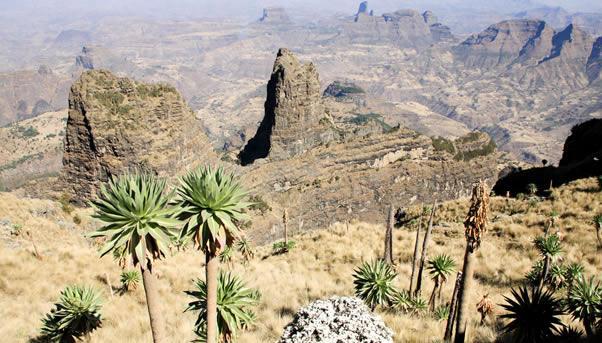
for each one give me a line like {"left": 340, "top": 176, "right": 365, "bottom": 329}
{"left": 344, "top": 9, "right": 453, "bottom": 48}
{"left": 279, "top": 297, "right": 393, "bottom": 343}
{"left": 493, "top": 119, "right": 602, "bottom": 196}
{"left": 422, "top": 11, "right": 438, "bottom": 25}
{"left": 354, "top": 1, "right": 372, "bottom": 22}
{"left": 75, "top": 47, "right": 94, "bottom": 70}
{"left": 559, "top": 118, "right": 602, "bottom": 166}
{"left": 239, "top": 49, "right": 334, "bottom": 165}
{"left": 61, "top": 70, "right": 216, "bottom": 202}
{"left": 455, "top": 19, "right": 594, "bottom": 74}
{"left": 259, "top": 8, "right": 291, "bottom": 25}
{"left": 323, "top": 81, "right": 365, "bottom": 99}
{"left": 586, "top": 37, "right": 602, "bottom": 83}
{"left": 540, "top": 24, "right": 592, "bottom": 64}
{"left": 454, "top": 20, "right": 553, "bottom": 68}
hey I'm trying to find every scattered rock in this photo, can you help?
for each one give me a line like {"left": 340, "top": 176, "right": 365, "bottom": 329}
{"left": 278, "top": 296, "right": 393, "bottom": 343}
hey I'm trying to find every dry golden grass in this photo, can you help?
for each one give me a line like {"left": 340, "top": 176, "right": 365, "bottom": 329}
{"left": 0, "top": 178, "right": 600, "bottom": 342}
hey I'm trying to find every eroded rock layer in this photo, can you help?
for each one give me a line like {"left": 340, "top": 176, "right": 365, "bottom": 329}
{"left": 62, "top": 70, "right": 216, "bottom": 202}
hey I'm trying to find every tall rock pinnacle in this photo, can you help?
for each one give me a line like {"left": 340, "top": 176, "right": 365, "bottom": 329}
{"left": 239, "top": 49, "right": 334, "bottom": 165}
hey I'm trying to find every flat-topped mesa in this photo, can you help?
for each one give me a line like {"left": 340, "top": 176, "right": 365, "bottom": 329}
{"left": 239, "top": 49, "right": 335, "bottom": 165}
{"left": 259, "top": 7, "right": 291, "bottom": 24}
{"left": 62, "top": 70, "right": 216, "bottom": 203}
{"left": 348, "top": 8, "right": 454, "bottom": 48}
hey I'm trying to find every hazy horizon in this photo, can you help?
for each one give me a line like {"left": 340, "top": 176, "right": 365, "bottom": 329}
{"left": 1, "top": 0, "right": 601, "bottom": 22}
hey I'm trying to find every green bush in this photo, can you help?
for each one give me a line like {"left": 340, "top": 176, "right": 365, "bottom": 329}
{"left": 431, "top": 136, "right": 456, "bottom": 154}
{"left": 38, "top": 286, "right": 103, "bottom": 342}
{"left": 353, "top": 260, "right": 398, "bottom": 310}
{"left": 433, "top": 305, "right": 450, "bottom": 321}
{"left": 348, "top": 113, "right": 392, "bottom": 131}
{"left": 21, "top": 126, "right": 40, "bottom": 138}
{"left": 185, "top": 272, "right": 260, "bottom": 342}
{"left": 249, "top": 195, "right": 271, "bottom": 215}
{"left": 454, "top": 138, "right": 497, "bottom": 161}
{"left": 272, "top": 240, "right": 296, "bottom": 254}
{"left": 120, "top": 270, "right": 141, "bottom": 292}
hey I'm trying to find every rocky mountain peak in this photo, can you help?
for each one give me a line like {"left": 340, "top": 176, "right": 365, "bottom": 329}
{"left": 422, "top": 10, "right": 438, "bottom": 25}
{"left": 239, "top": 49, "right": 334, "bottom": 165}
{"left": 454, "top": 19, "right": 594, "bottom": 70}
{"left": 61, "top": 70, "right": 216, "bottom": 202}
{"left": 354, "top": 1, "right": 372, "bottom": 22}
{"left": 259, "top": 7, "right": 291, "bottom": 24}
{"left": 455, "top": 19, "right": 551, "bottom": 68}
{"left": 540, "top": 24, "right": 593, "bottom": 63}
{"left": 348, "top": 8, "right": 453, "bottom": 48}
{"left": 75, "top": 46, "right": 94, "bottom": 70}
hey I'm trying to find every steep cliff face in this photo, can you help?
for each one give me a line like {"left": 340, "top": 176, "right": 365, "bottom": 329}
{"left": 454, "top": 20, "right": 553, "bottom": 68}
{"left": 239, "top": 49, "right": 334, "bottom": 165}
{"left": 586, "top": 37, "right": 602, "bottom": 83}
{"left": 455, "top": 20, "right": 594, "bottom": 71}
{"left": 62, "top": 70, "right": 216, "bottom": 202}
{"left": 344, "top": 9, "right": 453, "bottom": 48}
{"left": 559, "top": 118, "right": 602, "bottom": 166}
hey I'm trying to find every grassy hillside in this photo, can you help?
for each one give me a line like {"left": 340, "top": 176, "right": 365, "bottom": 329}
{"left": 0, "top": 178, "right": 600, "bottom": 342}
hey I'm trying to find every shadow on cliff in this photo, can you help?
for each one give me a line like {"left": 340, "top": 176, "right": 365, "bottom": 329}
{"left": 493, "top": 119, "right": 602, "bottom": 196}
{"left": 238, "top": 90, "right": 275, "bottom": 165}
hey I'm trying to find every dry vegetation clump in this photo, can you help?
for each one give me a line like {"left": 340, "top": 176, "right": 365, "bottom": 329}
{"left": 0, "top": 178, "right": 600, "bottom": 342}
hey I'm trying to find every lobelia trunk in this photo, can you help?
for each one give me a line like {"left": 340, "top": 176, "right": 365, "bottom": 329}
{"left": 444, "top": 272, "right": 463, "bottom": 342}
{"left": 141, "top": 263, "right": 166, "bottom": 343}
{"left": 454, "top": 246, "right": 475, "bottom": 343}
{"left": 428, "top": 278, "right": 440, "bottom": 311}
{"left": 583, "top": 316, "right": 594, "bottom": 337}
{"left": 540, "top": 255, "right": 550, "bottom": 288}
{"left": 415, "top": 203, "right": 437, "bottom": 296}
{"left": 409, "top": 205, "right": 424, "bottom": 293}
{"left": 283, "top": 209, "right": 289, "bottom": 245}
{"left": 206, "top": 252, "right": 219, "bottom": 343}
{"left": 383, "top": 205, "right": 394, "bottom": 265}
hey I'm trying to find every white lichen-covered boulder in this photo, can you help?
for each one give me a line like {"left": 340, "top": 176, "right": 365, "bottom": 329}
{"left": 278, "top": 296, "right": 393, "bottom": 343}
